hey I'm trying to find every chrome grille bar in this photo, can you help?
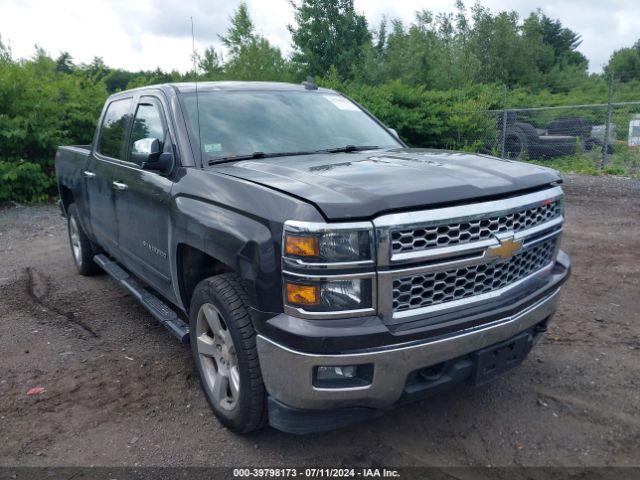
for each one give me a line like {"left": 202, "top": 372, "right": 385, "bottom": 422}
{"left": 374, "top": 186, "right": 564, "bottom": 267}
{"left": 391, "top": 199, "right": 561, "bottom": 254}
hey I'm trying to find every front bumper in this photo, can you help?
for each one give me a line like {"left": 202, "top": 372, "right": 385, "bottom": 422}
{"left": 266, "top": 320, "right": 548, "bottom": 434}
{"left": 257, "top": 286, "right": 560, "bottom": 413}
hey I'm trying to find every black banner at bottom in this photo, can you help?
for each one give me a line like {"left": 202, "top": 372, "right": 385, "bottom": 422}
{"left": 1, "top": 467, "right": 640, "bottom": 480}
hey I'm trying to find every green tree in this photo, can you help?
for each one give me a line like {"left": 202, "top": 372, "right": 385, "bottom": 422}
{"left": 521, "top": 11, "right": 588, "bottom": 91}
{"left": 198, "top": 46, "right": 223, "bottom": 77}
{"left": 467, "top": 7, "right": 538, "bottom": 87}
{"left": 84, "top": 56, "right": 109, "bottom": 81}
{"left": 55, "top": 51, "right": 74, "bottom": 73}
{"left": 289, "top": 0, "right": 370, "bottom": 80}
{"left": 356, "top": 3, "right": 588, "bottom": 90}
{"left": 219, "top": 2, "right": 255, "bottom": 57}
{"left": 538, "top": 13, "right": 587, "bottom": 69}
{"left": 103, "top": 69, "right": 137, "bottom": 92}
{"left": 374, "top": 18, "right": 387, "bottom": 54}
{"left": 225, "top": 38, "right": 290, "bottom": 81}
{"left": 605, "top": 40, "right": 640, "bottom": 81}
{"left": 0, "top": 35, "right": 12, "bottom": 64}
{"left": 383, "top": 14, "right": 441, "bottom": 86}
{"left": 220, "top": 3, "right": 291, "bottom": 81}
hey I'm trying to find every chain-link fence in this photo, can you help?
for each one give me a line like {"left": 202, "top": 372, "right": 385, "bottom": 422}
{"left": 477, "top": 103, "right": 640, "bottom": 171}
{"left": 446, "top": 77, "right": 640, "bottom": 177}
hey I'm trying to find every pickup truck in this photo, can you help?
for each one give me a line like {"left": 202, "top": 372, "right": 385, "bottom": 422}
{"left": 55, "top": 81, "right": 570, "bottom": 434}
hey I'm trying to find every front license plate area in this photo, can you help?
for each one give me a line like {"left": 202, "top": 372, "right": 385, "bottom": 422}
{"left": 471, "top": 332, "right": 531, "bottom": 386}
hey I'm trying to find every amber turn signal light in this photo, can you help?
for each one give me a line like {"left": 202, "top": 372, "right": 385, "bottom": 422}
{"left": 285, "top": 282, "right": 320, "bottom": 306}
{"left": 285, "top": 234, "right": 320, "bottom": 257}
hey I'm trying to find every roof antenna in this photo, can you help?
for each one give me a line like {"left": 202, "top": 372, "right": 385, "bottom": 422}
{"left": 302, "top": 76, "right": 318, "bottom": 90}
{"left": 190, "top": 16, "right": 203, "bottom": 168}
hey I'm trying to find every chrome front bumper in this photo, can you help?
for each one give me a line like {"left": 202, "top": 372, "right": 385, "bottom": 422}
{"left": 257, "top": 287, "right": 560, "bottom": 410}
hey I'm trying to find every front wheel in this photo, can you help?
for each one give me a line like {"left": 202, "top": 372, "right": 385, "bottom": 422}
{"left": 189, "top": 273, "right": 267, "bottom": 433}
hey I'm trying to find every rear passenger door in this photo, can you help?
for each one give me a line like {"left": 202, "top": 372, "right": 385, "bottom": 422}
{"left": 111, "top": 95, "right": 174, "bottom": 296}
{"left": 86, "top": 97, "right": 133, "bottom": 253}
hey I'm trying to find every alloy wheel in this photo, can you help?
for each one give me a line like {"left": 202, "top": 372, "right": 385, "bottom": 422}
{"left": 195, "top": 302, "right": 240, "bottom": 410}
{"left": 69, "top": 216, "right": 82, "bottom": 266}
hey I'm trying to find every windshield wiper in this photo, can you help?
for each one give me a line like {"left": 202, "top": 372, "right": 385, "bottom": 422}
{"left": 319, "top": 145, "right": 381, "bottom": 153}
{"left": 208, "top": 145, "right": 382, "bottom": 165}
{"left": 208, "top": 152, "right": 267, "bottom": 164}
{"left": 209, "top": 151, "right": 316, "bottom": 165}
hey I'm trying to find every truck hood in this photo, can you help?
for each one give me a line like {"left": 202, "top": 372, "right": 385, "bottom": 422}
{"left": 213, "top": 148, "right": 561, "bottom": 220}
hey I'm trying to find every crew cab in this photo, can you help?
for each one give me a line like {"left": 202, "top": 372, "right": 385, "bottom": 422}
{"left": 55, "top": 81, "right": 570, "bottom": 434}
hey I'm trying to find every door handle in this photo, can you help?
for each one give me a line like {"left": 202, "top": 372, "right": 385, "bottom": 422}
{"left": 112, "top": 181, "right": 128, "bottom": 191}
{"left": 83, "top": 171, "right": 96, "bottom": 178}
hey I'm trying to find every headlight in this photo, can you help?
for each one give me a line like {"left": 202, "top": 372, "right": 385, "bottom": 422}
{"left": 282, "top": 220, "right": 376, "bottom": 318}
{"left": 283, "top": 221, "right": 373, "bottom": 265}
{"left": 284, "top": 277, "right": 374, "bottom": 313}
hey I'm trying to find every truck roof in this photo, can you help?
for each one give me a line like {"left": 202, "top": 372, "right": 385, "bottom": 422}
{"left": 109, "top": 81, "right": 335, "bottom": 99}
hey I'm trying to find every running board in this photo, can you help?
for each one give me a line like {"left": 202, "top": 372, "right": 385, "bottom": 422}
{"left": 94, "top": 254, "right": 190, "bottom": 343}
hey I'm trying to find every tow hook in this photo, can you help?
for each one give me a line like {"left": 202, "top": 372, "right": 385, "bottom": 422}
{"left": 534, "top": 318, "right": 550, "bottom": 333}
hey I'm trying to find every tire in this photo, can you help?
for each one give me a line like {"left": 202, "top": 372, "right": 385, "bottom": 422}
{"left": 189, "top": 273, "right": 267, "bottom": 433}
{"left": 67, "top": 204, "right": 100, "bottom": 276}
{"left": 547, "top": 117, "right": 591, "bottom": 137}
{"left": 584, "top": 136, "right": 612, "bottom": 153}
{"left": 584, "top": 137, "right": 598, "bottom": 151}
{"left": 505, "top": 128, "right": 528, "bottom": 160}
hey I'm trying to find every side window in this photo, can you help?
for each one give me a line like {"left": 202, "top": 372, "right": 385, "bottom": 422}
{"left": 97, "top": 98, "right": 133, "bottom": 159}
{"left": 129, "top": 102, "right": 165, "bottom": 165}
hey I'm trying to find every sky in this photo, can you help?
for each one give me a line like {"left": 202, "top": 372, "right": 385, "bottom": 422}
{"left": 0, "top": 0, "right": 637, "bottom": 74}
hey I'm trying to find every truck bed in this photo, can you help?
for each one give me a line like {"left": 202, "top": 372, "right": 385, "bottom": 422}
{"left": 55, "top": 145, "right": 92, "bottom": 207}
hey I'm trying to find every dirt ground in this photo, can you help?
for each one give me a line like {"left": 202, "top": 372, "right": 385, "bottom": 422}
{"left": 0, "top": 174, "right": 639, "bottom": 467}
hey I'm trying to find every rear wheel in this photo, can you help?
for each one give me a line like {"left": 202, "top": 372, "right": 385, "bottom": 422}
{"left": 67, "top": 204, "right": 100, "bottom": 276}
{"left": 189, "top": 273, "right": 267, "bottom": 433}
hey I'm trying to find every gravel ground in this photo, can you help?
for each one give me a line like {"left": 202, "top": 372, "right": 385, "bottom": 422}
{"left": 0, "top": 174, "right": 639, "bottom": 467}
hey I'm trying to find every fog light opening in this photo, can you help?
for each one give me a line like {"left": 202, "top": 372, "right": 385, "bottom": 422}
{"left": 313, "top": 364, "right": 373, "bottom": 388}
{"left": 317, "top": 365, "right": 357, "bottom": 380}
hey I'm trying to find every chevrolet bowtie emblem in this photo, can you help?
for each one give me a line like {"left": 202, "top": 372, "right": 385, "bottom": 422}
{"left": 486, "top": 235, "right": 523, "bottom": 260}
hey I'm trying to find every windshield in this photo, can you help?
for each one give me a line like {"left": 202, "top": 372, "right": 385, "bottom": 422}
{"left": 180, "top": 90, "right": 401, "bottom": 162}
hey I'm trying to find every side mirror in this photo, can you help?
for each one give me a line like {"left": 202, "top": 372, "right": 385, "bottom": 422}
{"left": 133, "top": 137, "right": 174, "bottom": 175}
{"left": 143, "top": 151, "right": 174, "bottom": 176}
{"left": 388, "top": 127, "right": 400, "bottom": 140}
{"left": 131, "top": 137, "right": 161, "bottom": 164}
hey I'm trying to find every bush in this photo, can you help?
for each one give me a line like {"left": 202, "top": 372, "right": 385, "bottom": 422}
{"left": 0, "top": 53, "right": 106, "bottom": 165}
{"left": 0, "top": 46, "right": 107, "bottom": 203}
{"left": 0, "top": 160, "right": 56, "bottom": 203}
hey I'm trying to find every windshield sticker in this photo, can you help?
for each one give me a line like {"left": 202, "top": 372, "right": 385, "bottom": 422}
{"left": 204, "top": 143, "right": 223, "bottom": 153}
{"left": 323, "top": 95, "right": 360, "bottom": 111}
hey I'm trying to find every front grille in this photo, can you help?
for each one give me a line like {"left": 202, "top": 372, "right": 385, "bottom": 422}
{"left": 392, "top": 238, "right": 557, "bottom": 313}
{"left": 391, "top": 200, "right": 562, "bottom": 254}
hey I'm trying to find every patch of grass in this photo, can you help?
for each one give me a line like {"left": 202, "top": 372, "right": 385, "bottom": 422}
{"left": 528, "top": 145, "right": 640, "bottom": 179}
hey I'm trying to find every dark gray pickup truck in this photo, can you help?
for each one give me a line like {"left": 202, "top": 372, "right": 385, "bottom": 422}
{"left": 55, "top": 81, "right": 570, "bottom": 434}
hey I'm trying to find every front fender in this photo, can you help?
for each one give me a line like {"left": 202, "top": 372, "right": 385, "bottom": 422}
{"left": 171, "top": 196, "right": 278, "bottom": 313}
